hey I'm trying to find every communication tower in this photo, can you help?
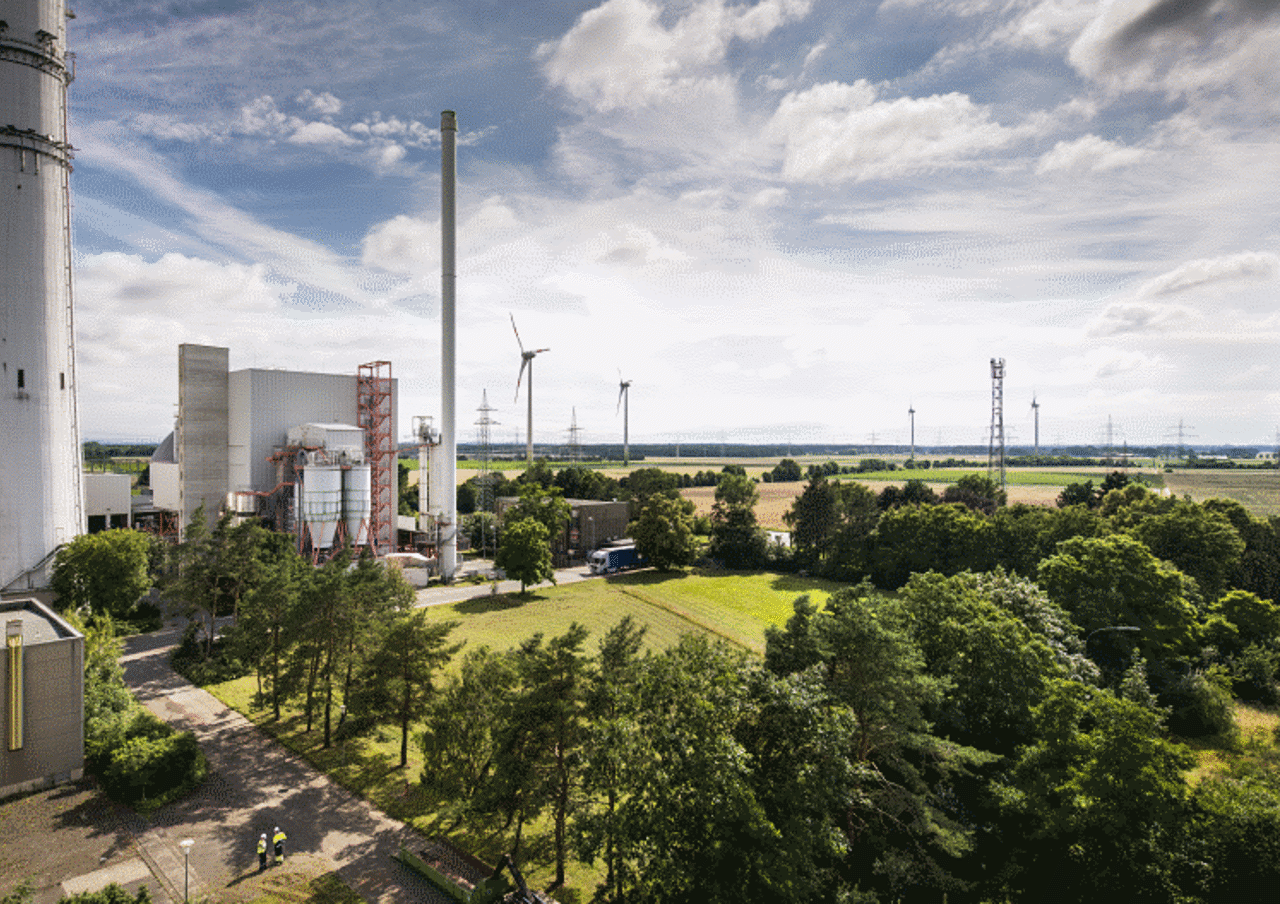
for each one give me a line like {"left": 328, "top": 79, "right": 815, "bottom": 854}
{"left": 1, "top": 0, "right": 85, "bottom": 591}
{"left": 988, "top": 358, "right": 1006, "bottom": 492}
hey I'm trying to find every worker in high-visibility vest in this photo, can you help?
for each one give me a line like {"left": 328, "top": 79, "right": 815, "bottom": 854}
{"left": 257, "top": 834, "right": 268, "bottom": 872}
{"left": 273, "top": 826, "right": 287, "bottom": 864}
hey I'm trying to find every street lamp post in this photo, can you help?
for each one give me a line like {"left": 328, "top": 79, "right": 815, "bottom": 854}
{"left": 588, "top": 516, "right": 595, "bottom": 552}
{"left": 178, "top": 838, "right": 194, "bottom": 904}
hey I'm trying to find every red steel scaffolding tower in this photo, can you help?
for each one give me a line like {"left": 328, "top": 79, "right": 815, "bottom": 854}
{"left": 358, "top": 361, "right": 394, "bottom": 552}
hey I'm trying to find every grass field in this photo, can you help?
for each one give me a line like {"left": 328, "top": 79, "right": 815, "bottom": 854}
{"left": 421, "top": 569, "right": 847, "bottom": 656}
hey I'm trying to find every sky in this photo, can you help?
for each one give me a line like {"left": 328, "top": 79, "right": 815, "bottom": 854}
{"left": 64, "top": 0, "right": 1280, "bottom": 448}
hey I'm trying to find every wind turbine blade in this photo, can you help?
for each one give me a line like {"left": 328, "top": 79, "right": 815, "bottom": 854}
{"left": 515, "top": 357, "right": 529, "bottom": 403}
{"left": 510, "top": 313, "right": 525, "bottom": 354}
{"left": 617, "top": 383, "right": 625, "bottom": 415}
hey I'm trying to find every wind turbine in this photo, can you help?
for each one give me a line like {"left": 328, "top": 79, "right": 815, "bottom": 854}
{"left": 1030, "top": 394, "right": 1040, "bottom": 454}
{"left": 617, "top": 371, "right": 633, "bottom": 466}
{"left": 908, "top": 402, "right": 916, "bottom": 462}
{"left": 511, "top": 314, "right": 549, "bottom": 464}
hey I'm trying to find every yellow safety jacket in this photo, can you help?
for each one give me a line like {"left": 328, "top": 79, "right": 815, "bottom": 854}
{"left": 258, "top": 838, "right": 267, "bottom": 855}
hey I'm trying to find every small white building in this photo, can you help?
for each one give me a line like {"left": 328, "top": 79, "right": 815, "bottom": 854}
{"left": 82, "top": 472, "right": 132, "bottom": 532}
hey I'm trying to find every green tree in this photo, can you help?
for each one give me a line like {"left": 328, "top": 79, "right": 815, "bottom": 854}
{"left": 1037, "top": 534, "right": 1201, "bottom": 669}
{"left": 577, "top": 617, "right": 647, "bottom": 902}
{"left": 899, "top": 571, "right": 1064, "bottom": 754}
{"left": 610, "top": 635, "right": 788, "bottom": 904}
{"left": 503, "top": 482, "right": 572, "bottom": 549}
{"left": 420, "top": 646, "right": 519, "bottom": 804}
{"left": 995, "top": 680, "right": 1193, "bottom": 903}
{"left": 786, "top": 478, "right": 879, "bottom": 577}
{"left": 622, "top": 467, "right": 683, "bottom": 507}
{"left": 293, "top": 546, "right": 353, "bottom": 742}
{"left": 1130, "top": 499, "right": 1244, "bottom": 601}
{"left": 941, "top": 472, "right": 1006, "bottom": 513}
{"left": 1204, "top": 498, "right": 1280, "bottom": 603}
{"left": 1182, "top": 776, "right": 1280, "bottom": 901}
{"left": 52, "top": 529, "right": 153, "bottom": 622}
{"left": 231, "top": 533, "right": 308, "bottom": 720}
{"left": 869, "top": 502, "right": 992, "bottom": 588}
{"left": 763, "top": 585, "right": 990, "bottom": 898}
{"left": 628, "top": 493, "right": 697, "bottom": 571}
{"left": 358, "top": 610, "right": 460, "bottom": 766}
{"left": 496, "top": 517, "right": 554, "bottom": 594}
{"left": 769, "top": 458, "right": 803, "bottom": 482}
{"left": 784, "top": 476, "right": 838, "bottom": 570}
{"left": 709, "top": 473, "right": 766, "bottom": 569}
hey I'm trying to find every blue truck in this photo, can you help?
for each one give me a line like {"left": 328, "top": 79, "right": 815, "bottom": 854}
{"left": 587, "top": 544, "right": 644, "bottom": 574}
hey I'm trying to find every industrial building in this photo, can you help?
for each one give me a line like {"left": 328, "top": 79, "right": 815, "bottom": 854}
{"left": 1, "top": 0, "right": 86, "bottom": 593}
{"left": 496, "top": 497, "right": 632, "bottom": 567}
{"left": 0, "top": 597, "right": 84, "bottom": 797}
{"left": 150, "top": 344, "right": 400, "bottom": 558}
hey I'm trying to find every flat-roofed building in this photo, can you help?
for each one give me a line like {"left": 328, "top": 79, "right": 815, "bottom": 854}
{"left": 0, "top": 598, "right": 83, "bottom": 798}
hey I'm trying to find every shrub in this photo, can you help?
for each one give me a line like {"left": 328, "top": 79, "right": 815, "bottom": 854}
{"left": 1231, "top": 644, "right": 1280, "bottom": 705}
{"left": 94, "top": 709, "right": 206, "bottom": 806}
{"left": 1163, "top": 668, "right": 1238, "bottom": 740}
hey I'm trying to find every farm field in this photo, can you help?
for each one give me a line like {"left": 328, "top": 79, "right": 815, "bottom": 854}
{"left": 1163, "top": 469, "right": 1280, "bottom": 519}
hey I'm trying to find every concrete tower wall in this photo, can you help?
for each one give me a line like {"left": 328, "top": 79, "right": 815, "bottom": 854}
{"left": 178, "top": 344, "right": 230, "bottom": 534}
{"left": 0, "top": 0, "right": 84, "bottom": 591}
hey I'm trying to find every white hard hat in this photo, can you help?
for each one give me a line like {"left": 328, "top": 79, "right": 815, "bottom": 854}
{"left": 261, "top": 833, "right": 267, "bottom": 838}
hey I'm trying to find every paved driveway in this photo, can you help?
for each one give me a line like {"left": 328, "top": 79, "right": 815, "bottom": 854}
{"left": 118, "top": 627, "right": 450, "bottom": 904}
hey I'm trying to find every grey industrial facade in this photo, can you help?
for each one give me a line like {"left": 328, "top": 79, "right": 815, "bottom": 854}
{"left": 0, "top": 598, "right": 83, "bottom": 798}
{"left": 151, "top": 344, "right": 399, "bottom": 547}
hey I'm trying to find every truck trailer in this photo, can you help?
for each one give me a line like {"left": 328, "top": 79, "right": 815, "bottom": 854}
{"left": 587, "top": 544, "right": 644, "bottom": 574}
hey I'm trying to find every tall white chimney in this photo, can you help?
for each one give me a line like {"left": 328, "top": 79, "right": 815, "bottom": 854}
{"left": 439, "top": 111, "right": 458, "bottom": 581}
{"left": 1, "top": 0, "right": 85, "bottom": 592}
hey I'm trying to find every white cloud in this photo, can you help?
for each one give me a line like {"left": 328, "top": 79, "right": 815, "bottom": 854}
{"left": 289, "top": 121, "right": 357, "bottom": 147}
{"left": 1068, "top": 0, "right": 1280, "bottom": 109}
{"left": 1086, "top": 300, "right": 1194, "bottom": 337}
{"left": 127, "top": 114, "right": 217, "bottom": 143}
{"left": 1036, "top": 134, "right": 1145, "bottom": 173}
{"left": 361, "top": 215, "right": 437, "bottom": 276}
{"left": 297, "top": 89, "right": 343, "bottom": 115}
{"left": 1138, "top": 251, "right": 1280, "bottom": 297}
{"left": 992, "top": 0, "right": 1098, "bottom": 51}
{"left": 768, "top": 80, "right": 1016, "bottom": 182}
{"left": 537, "top": 0, "right": 813, "bottom": 112}
{"left": 236, "top": 96, "right": 297, "bottom": 137}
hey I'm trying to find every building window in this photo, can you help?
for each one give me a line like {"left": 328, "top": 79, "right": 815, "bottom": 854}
{"left": 60, "top": 372, "right": 65, "bottom": 389}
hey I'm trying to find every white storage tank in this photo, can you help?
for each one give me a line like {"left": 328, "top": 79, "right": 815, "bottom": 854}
{"left": 343, "top": 465, "right": 371, "bottom": 547}
{"left": 300, "top": 465, "right": 343, "bottom": 550}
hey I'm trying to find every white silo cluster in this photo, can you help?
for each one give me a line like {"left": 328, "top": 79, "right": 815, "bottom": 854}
{"left": 1, "top": 0, "right": 85, "bottom": 592}
{"left": 288, "top": 424, "right": 372, "bottom": 554}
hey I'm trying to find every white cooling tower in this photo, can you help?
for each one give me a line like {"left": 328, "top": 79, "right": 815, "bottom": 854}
{"left": 1, "top": 0, "right": 84, "bottom": 592}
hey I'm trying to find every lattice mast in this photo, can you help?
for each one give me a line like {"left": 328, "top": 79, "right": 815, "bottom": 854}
{"left": 358, "top": 361, "right": 394, "bottom": 553}
{"left": 988, "top": 358, "right": 1006, "bottom": 492}
{"left": 566, "top": 408, "right": 583, "bottom": 463}
{"left": 474, "top": 391, "right": 498, "bottom": 558}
